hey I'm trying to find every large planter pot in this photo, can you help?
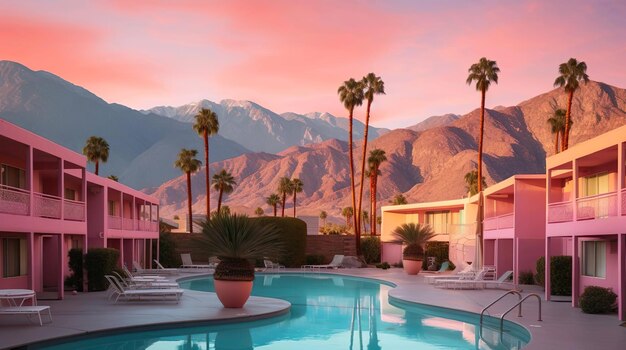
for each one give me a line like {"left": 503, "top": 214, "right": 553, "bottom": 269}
{"left": 402, "top": 259, "right": 422, "bottom": 275}
{"left": 214, "top": 279, "right": 253, "bottom": 308}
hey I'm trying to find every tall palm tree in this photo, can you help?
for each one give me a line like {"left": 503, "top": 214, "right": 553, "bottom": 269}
{"left": 254, "top": 207, "right": 264, "bottom": 216}
{"left": 211, "top": 169, "right": 236, "bottom": 213}
{"left": 319, "top": 210, "right": 328, "bottom": 226}
{"left": 390, "top": 194, "right": 408, "bottom": 205}
{"left": 338, "top": 78, "right": 365, "bottom": 253}
{"left": 82, "top": 136, "right": 110, "bottom": 175}
{"left": 193, "top": 108, "right": 220, "bottom": 217}
{"left": 174, "top": 149, "right": 201, "bottom": 233}
{"left": 554, "top": 58, "right": 589, "bottom": 151}
{"left": 266, "top": 194, "right": 280, "bottom": 217}
{"left": 107, "top": 175, "right": 119, "bottom": 182}
{"left": 466, "top": 57, "right": 499, "bottom": 269}
{"left": 464, "top": 170, "right": 487, "bottom": 196}
{"left": 547, "top": 108, "right": 568, "bottom": 154}
{"left": 358, "top": 73, "right": 385, "bottom": 234}
{"left": 367, "top": 149, "right": 387, "bottom": 236}
{"left": 342, "top": 207, "right": 354, "bottom": 227}
{"left": 362, "top": 210, "right": 369, "bottom": 234}
{"left": 277, "top": 177, "right": 293, "bottom": 217}
{"left": 291, "top": 178, "right": 304, "bottom": 217}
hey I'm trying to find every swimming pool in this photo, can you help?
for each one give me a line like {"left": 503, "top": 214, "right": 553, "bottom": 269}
{"left": 36, "top": 273, "right": 530, "bottom": 349}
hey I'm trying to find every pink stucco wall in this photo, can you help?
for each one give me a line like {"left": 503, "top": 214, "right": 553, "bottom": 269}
{"left": 381, "top": 242, "right": 402, "bottom": 265}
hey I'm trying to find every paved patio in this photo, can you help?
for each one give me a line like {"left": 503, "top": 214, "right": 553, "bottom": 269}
{"left": 1, "top": 268, "right": 624, "bottom": 349}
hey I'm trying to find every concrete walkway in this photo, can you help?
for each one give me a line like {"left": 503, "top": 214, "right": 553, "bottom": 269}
{"left": 1, "top": 268, "right": 625, "bottom": 349}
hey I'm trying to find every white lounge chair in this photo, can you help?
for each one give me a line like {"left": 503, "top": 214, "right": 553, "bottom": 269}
{"left": 122, "top": 265, "right": 167, "bottom": 280}
{"left": 105, "top": 275, "right": 184, "bottom": 303}
{"left": 112, "top": 272, "right": 179, "bottom": 290}
{"left": 180, "top": 253, "right": 213, "bottom": 269}
{"left": 0, "top": 305, "right": 52, "bottom": 326}
{"left": 434, "top": 266, "right": 497, "bottom": 290}
{"left": 301, "top": 255, "right": 344, "bottom": 270}
{"left": 481, "top": 270, "right": 514, "bottom": 289}
{"left": 151, "top": 260, "right": 180, "bottom": 274}
{"left": 263, "top": 259, "right": 285, "bottom": 271}
{"left": 134, "top": 261, "right": 177, "bottom": 275}
{"left": 424, "top": 264, "right": 475, "bottom": 284}
{"left": 421, "top": 261, "right": 450, "bottom": 274}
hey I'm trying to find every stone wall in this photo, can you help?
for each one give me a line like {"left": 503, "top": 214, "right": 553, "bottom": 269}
{"left": 306, "top": 235, "right": 357, "bottom": 262}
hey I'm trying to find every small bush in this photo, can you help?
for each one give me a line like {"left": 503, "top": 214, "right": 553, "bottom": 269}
{"left": 536, "top": 256, "right": 572, "bottom": 296}
{"left": 250, "top": 217, "right": 307, "bottom": 267}
{"left": 579, "top": 286, "right": 617, "bottom": 314}
{"left": 155, "top": 231, "right": 179, "bottom": 268}
{"left": 64, "top": 248, "right": 84, "bottom": 292}
{"left": 518, "top": 270, "right": 534, "bottom": 285}
{"left": 84, "top": 248, "right": 120, "bottom": 291}
{"left": 376, "top": 262, "right": 390, "bottom": 270}
{"left": 319, "top": 223, "right": 348, "bottom": 235}
{"left": 305, "top": 254, "right": 326, "bottom": 265}
{"left": 360, "top": 236, "right": 381, "bottom": 264}
{"left": 421, "top": 242, "right": 451, "bottom": 270}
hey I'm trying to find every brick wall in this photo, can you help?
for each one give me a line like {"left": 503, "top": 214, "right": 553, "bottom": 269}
{"left": 306, "top": 235, "right": 356, "bottom": 263}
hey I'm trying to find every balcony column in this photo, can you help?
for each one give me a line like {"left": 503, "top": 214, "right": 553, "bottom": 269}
{"left": 58, "top": 233, "right": 65, "bottom": 300}
{"left": 132, "top": 196, "right": 136, "bottom": 231}
{"left": 573, "top": 159, "right": 579, "bottom": 221}
{"left": 28, "top": 232, "right": 35, "bottom": 290}
{"left": 572, "top": 235, "right": 580, "bottom": 307}
{"left": 618, "top": 233, "right": 625, "bottom": 321}
{"left": 82, "top": 168, "right": 87, "bottom": 225}
{"left": 119, "top": 191, "right": 123, "bottom": 229}
{"left": 545, "top": 237, "right": 551, "bottom": 301}
{"left": 103, "top": 189, "right": 108, "bottom": 247}
{"left": 59, "top": 158, "right": 64, "bottom": 220}
{"left": 618, "top": 142, "right": 624, "bottom": 216}
{"left": 27, "top": 146, "right": 34, "bottom": 216}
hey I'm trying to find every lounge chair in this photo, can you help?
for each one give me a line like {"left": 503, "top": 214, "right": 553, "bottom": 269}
{"left": 0, "top": 305, "right": 52, "bottom": 326}
{"left": 434, "top": 266, "right": 497, "bottom": 290}
{"left": 481, "top": 270, "right": 514, "bottom": 289}
{"left": 263, "top": 259, "right": 285, "bottom": 271}
{"left": 301, "top": 255, "right": 344, "bottom": 270}
{"left": 421, "top": 261, "right": 450, "bottom": 274}
{"left": 209, "top": 256, "right": 221, "bottom": 268}
{"left": 152, "top": 260, "right": 180, "bottom": 274}
{"left": 112, "top": 272, "right": 179, "bottom": 290}
{"left": 105, "top": 275, "right": 184, "bottom": 303}
{"left": 134, "top": 261, "right": 177, "bottom": 275}
{"left": 122, "top": 265, "right": 167, "bottom": 280}
{"left": 180, "top": 253, "right": 213, "bottom": 269}
{"left": 424, "top": 264, "right": 475, "bottom": 284}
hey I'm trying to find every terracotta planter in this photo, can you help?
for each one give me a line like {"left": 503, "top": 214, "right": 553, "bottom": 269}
{"left": 402, "top": 259, "right": 423, "bottom": 275}
{"left": 214, "top": 279, "right": 253, "bottom": 308}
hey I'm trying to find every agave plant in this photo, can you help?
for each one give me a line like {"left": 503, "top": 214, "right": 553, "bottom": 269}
{"left": 391, "top": 223, "right": 435, "bottom": 260}
{"left": 199, "top": 213, "right": 283, "bottom": 281}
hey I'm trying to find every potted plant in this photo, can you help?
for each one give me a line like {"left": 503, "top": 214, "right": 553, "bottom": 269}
{"left": 391, "top": 223, "right": 435, "bottom": 275}
{"left": 199, "top": 213, "right": 283, "bottom": 308}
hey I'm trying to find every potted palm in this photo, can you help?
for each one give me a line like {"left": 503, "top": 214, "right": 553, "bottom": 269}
{"left": 199, "top": 213, "right": 283, "bottom": 308}
{"left": 391, "top": 223, "right": 435, "bottom": 275}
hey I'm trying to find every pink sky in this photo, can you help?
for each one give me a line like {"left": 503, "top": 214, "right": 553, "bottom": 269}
{"left": 1, "top": 0, "right": 625, "bottom": 129}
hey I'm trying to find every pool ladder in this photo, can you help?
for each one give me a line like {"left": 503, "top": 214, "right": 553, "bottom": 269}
{"left": 480, "top": 290, "right": 542, "bottom": 334}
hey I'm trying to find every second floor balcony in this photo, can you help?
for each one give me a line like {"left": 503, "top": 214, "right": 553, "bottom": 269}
{"left": 483, "top": 212, "right": 514, "bottom": 230}
{"left": 548, "top": 190, "right": 624, "bottom": 223}
{"left": 107, "top": 215, "right": 158, "bottom": 232}
{"left": 0, "top": 184, "right": 85, "bottom": 221}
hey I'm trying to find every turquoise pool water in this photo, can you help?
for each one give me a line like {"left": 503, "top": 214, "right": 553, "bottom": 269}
{"left": 37, "top": 273, "right": 530, "bottom": 349}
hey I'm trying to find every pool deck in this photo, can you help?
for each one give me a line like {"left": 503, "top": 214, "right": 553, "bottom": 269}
{"left": 1, "top": 268, "right": 624, "bottom": 349}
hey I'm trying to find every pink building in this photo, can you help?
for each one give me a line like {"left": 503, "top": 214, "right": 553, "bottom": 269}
{"left": 545, "top": 124, "right": 626, "bottom": 321}
{"left": 0, "top": 120, "right": 159, "bottom": 300}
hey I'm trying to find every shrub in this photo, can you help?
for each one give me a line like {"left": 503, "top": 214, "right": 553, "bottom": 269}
{"left": 518, "top": 270, "right": 535, "bottom": 285}
{"left": 579, "top": 286, "right": 617, "bottom": 314}
{"left": 154, "top": 231, "right": 179, "bottom": 268}
{"left": 64, "top": 248, "right": 83, "bottom": 292}
{"left": 250, "top": 217, "right": 306, "bottom": 268}
{"left": 84, "top": 248, "right": 120, "bottom": 291}
{"left": 360, "top": 236, "right": 381, "bottom": 264}
{"left": 305, "top": 254, "right": 326, "bottom": 265}
{"left": 536, "top": 256, "right": 572, "bottom": 296}
{"left": 421, "top": 242, "right": 452, "bottom": 270}
{"left": 319, "top": 223, "right": 348, "bottom": 235}
{"left": 376, "top": 262, "right": 390, "bottom": 270}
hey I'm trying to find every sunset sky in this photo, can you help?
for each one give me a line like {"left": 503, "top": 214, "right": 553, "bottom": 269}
{"left": 2, "top": 0, "right": 625, "bottom": 129}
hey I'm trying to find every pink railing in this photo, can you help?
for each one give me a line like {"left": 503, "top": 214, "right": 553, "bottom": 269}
{"left": 0, "top": 184, "right": 30, "bottom": 215}
{"left": 123, "top": 218, "right": 135, "bottom": 230}
{"left": 33, "top": 192, "right": 62, "bottom": 219}
{"left": 63, "top": 199, "right": 85, "bottom": 221}
{"left": 108, "top": 215, "right": 122, "bottom": 229}
{"left": 484, "top": 212, "right": 514, "bottom": 230}
{"left": 548, "top": 200, "right": 573, "bottom": 223}
{"left": 576, "top": 191, "right": 618, "bottom": 220}
{"left": 622, "top": 189, "right": 626, "bottom": 216}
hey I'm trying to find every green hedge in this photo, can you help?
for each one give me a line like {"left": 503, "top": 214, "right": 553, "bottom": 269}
{"left": 421, "top": 242, "right": 454, "bottom": 271}
{"left": 153, "top": 231, "right": 179, "bottom": 268}
{"left": 64, "top": 248, "right": 84, "bottom": 292}
{"left": 250, "top": 217, "right": 306, "bottom": 268}
{"left": 85, "top": 248, "right": 120, "bottom": 291}
{"left": 360, "top": 236, "right": 381, "bottom": 264}
{"left": 579, "top": 286, "right": 617, "bottom": 314}
{"left": 536, "top": 256, "right": 572, "bottom": 296}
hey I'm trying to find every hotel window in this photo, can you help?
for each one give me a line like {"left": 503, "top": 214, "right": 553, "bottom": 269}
{"left": 582, "top": 172, "right": 609, "bottom": 197}
{"left": 1, "top": 164, "right": 26, "bottom": 189}
{"left": 425, "top": 211, "right": 450, "bottom": 234}
{"left": 2, "top": 238, "right": 28, "bottom": 278}
{"left": 582, "top": 241, "right": 606, "bottom": 278}
{"left": 65, "top": 188, "right": 76, "bottom": 201}
{"left": 108, "top": 200, "right": 117, "bottom": 216}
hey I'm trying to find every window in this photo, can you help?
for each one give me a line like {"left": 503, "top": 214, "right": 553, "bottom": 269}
{"left": 583, "top": 172, "right": 609, "bottom": 197}
{"left": 582, "top": 241, "right": 606, "bottom": 278}
{"left": 425, "top": 211, "right": 450, "bottom": 234}
{"left": 65, "top": 188, "right": 76, "bottom": 201}
{"left": 2, "top": 238, "right": 28, "bottom": 278}
{"left": 1, "top": 164, "right": 26, "bottom": 189}
{"left": 108, "top": 200, "right": 117, "bottom": 216}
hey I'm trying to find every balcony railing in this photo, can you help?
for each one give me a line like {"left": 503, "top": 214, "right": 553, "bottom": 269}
{"left": 108, "top": 215, "right": 122, "bottom": 229}
{"left": 108, "top": 217, "right": 158, "bottom": 232}
{"left": 33, "top": 192, "right": 62, "bottom": 219}
{"left": 548, "top": 200, "right": 573, "bottom": 223}
{"left": 63, "top": 199, "right": 85, "bottom": 221}
{"left": 484, "top": 213, "right": 514, "bottom": 230}
{"left": 576, "top": 191, "right": 617, "bottom": 220}
{"left": 123, "top": 218, "right": 135, "bottom": 230}
{"left": 0, "top": 184, "right": 30, "bottom": 216}
{"left": 622, "top": 188, "right": 626, "bottom": 216}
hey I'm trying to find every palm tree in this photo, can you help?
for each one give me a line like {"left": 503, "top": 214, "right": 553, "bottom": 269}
{"left": 554, "top": 58, "right": 589, "bottom": 151}
{"left": 342, "top": 207, "right": 354, "bottom": 227}
{"left": 211, "top": 169, "right": 236, "bottom": 213}
{"left": 362, "top": 210, "right": 369, "bottom": 234}
{"left": 338, "top": 78, "right": 365, "bottom": 253}
{"left": 193, "top": 108, "right": 220, "bottom": 217}
{"left": 82, "top": 136, "right": 110, "bottom": 175}
{"left": 464, "top": 170, "right": 487, "bottom": 196}
{"left": 254, "top": 207, "right": 264, "bottom": 216}
{"left": 291, "top": 178, "right": 304, "bottom": 217}
{"left": 319, "top": 210, "right": 328, "bottom": 226}
{"left": 367, "top": 149, "right": 387, "bottom": 236}
{"left": 277, "top": 177, "right": 293, "bottom": 217}
{"left": 174, "top": 148, "right": 201, "bottom": 233}
{"left": 266, "top": 194, "right": 280, "bottom": 217}
{"left": 390, "top": 194, "right": 407, "bottom": 205}
{"left": 391, "top": 223, "right": 436, "bottom": 260}
{"left": 107, "top": 175, "right": 119, "bottom": 182}
{"left": 358, "top": 73, "right": 385, "bottom": 234}
{"left": 547, "top": 108, "right": 568, "bottom": 154}
{"left": 219, "top": 205, "right": 231, "bottom": 215}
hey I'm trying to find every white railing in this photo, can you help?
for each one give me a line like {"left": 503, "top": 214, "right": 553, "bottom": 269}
{"left": 108, "top": 215, "right": 122, "bottom": 230}
{"left": 63, "top": 199, "right": 85, "bottom": 221}
{"left": 576, "top": 191, "right": 618, "bottom": 220}
{"left": 33, "top": 192, "right": 62, "bottom": 219}
{"left": 622, "top": 188, "right": 626, "bottom": 216}
{"left": 548, "top": 200, "right": 573, "bottom": 223}
{"left": 484, "top": 212, "right": 514, "bottom": 230}
{"left": 0, "top": 184, "right": 30, "bottom": 215}
{"left": 123, "top": 218, "right": 135, "bottom": 230}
